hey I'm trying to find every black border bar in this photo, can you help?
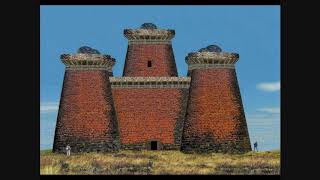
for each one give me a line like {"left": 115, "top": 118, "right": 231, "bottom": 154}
{"left": 40, "top": 0, "right": 281, "bottom": 5}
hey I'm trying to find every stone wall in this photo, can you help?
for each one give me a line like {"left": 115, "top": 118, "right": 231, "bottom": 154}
{"left": 111, "top": 87, "right": 189, "bottom": 150}
{"left": 181, "top": 68, "right": 251, "bottom": 153}
{"left": 122, "top": 44, "right": 178, "bottom": 77}
{"left": 53, "top": 70, "right": 120, "bottom": 153}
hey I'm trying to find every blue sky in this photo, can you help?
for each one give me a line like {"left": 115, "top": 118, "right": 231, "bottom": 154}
{"left": 40, "top": 5, "right": 280, "bottom": 151}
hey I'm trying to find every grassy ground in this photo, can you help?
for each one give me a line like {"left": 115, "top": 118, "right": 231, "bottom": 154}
{"left": 40, "top": 150, "right": 280, "bottom": 175}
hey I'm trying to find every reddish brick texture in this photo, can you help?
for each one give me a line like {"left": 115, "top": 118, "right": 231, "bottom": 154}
{"left": 181, "top": 68, "right": 251, "bottom": 153}
{"left": 122, "top": 44, "right": 178, "bottom": 77}
{"left": 111, "top": 88, "right": 189, "bottom": 150}
{"left": 53, "top": 70, "right": 120, "bottom": 153}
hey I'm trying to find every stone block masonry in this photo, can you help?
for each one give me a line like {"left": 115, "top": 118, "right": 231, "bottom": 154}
{"left": 53, "top": 50, "right": 120, "bottom": 153}
{"left": 181, "top": 47, "right": 251, "bottom": 153}
{"left": 181, "top": 69, "right": 251, "bottom": 153}
{"left": 112, "top": 87, "right": 189, "bottom": 150}
{"left": 122, "top": 24, "right": 178, "bottom": 77}
{"left": 123, "top": 44, "right": 178, "bottom": 77}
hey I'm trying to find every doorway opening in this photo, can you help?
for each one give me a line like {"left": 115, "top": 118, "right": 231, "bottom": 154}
{"left": 150, "top": 141, "right": 157, "bottom": 150}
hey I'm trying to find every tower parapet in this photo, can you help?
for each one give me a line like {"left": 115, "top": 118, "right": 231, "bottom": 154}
{"left": 61, "top": 47, "right": 115, "bottom": 76}
{"left": 186, "top": 45, "right": 239, "bottom": 76}
{"left": 186, "top": 52, "right": 239, "bottom": 69}
{"left": 53, "top": 46, "right": 120, "bottom": 153}
{"left": 124, "top": 24, "right": 175, "bottom": 45}
{"left": 181, "top": 45, "right": 251, "bottom": 153}
{"left": 110, "top": 77, "right": 190, "bottom": 88}
{"left": 122, "top": 23, "right": 178, "bottom": 77}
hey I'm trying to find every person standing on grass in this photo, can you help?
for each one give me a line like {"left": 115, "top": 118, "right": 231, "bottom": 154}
{"left": 66, "top": 145, "right": 71, "bottom": 156}
{"left": 254, "top": 141, "right": 258, "bottom": 152}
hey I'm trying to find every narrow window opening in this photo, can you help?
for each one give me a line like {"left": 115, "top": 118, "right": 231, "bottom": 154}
{"left": 148, "top": 61, "right": 152, "bottom": 67}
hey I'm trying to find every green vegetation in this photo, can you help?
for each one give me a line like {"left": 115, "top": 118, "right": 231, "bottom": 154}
{"left": 40, "top": 150, "right": 280, "bottom": 175}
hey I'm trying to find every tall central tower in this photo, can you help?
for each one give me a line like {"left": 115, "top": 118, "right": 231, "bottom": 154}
{"left": 122, "top": 23, "right": 178, "bottom": 77}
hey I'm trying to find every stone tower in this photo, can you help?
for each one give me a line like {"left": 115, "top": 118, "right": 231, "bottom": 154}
{"left": 122, "top": 23, "right": 178, "bottom": 77}
{"left": 181, "top": 45, "right": 251, "bottom": 153}
{"left": 110, "top": 23, "right": 189, "bottom": 150}
{"left": 53, "top": 46, "right": 120, "bottom": 153}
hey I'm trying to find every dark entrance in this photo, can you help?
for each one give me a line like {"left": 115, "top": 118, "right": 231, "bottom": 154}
{"left": 151, "top": 141, "right": 157, "bottom": 150}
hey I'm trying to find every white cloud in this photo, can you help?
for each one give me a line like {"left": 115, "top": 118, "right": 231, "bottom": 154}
{"left": 257, "top": 107, "right": 280, "bottom": 114}
{"left": 256, "top": 82, "right": 280, "bottom": 92}
{"left": 40, "top": 102, "right": 59, "bottom": 113}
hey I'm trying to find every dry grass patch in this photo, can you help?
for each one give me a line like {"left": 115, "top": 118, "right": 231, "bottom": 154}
{"left": 40, "top": 150, "right": 280, "bottom": 175}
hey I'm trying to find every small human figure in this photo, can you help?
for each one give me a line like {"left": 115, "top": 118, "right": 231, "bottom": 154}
{"left": 254, "top": 141, "right": 258, "bottom": 152}
{"left": 66, "top": 145, "right": 71, "bottom": 156}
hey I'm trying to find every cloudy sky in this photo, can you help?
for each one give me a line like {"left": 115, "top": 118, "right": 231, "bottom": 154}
{"left": 40, "top": 5, "right": 280, "bottom": 151}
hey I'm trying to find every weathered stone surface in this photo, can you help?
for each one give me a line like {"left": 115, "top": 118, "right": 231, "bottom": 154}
{"left": 124, "top": 26, "right": 175, "bottom": 41}
{"left": 112, "top": 88, "right": 189, "bottom": 150}
{"left": 53, "top": 70, "right": 120, "bottom": 153}
{"left": 109, "top": 77, "right": 190, "bottom": 88}
{"left": 181, "top": 68, "right": 251, "bottom": 153}
{"left": 123, "top": 44, "right": 178, "bottom": 77}
{"left": 186, "top": 51, "right": 239, "bottom": 65}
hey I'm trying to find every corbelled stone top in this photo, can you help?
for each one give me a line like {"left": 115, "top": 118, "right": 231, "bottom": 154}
{"left": 186, "top": 45, "right": 239, "bottom": 70}
{"left": 124, "top": 23, "right": 175, "bottom": 42}
{"left": 186, "top": 52, "right": 239, "bottom": 63}
{"left": 61, "top": 46, "right": 115, "bottom": 70}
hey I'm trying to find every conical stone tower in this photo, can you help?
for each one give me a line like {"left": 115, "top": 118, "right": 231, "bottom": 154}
{"left": 181, "top": 45, "right": 251, "bottom": 153}
{"left": 53, "top": 46, "right": 120, "bottom": 153}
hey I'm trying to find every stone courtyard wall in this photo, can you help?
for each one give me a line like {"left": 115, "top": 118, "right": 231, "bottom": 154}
{"left": 110, "top": 77, "right": 190, "bottom": 150}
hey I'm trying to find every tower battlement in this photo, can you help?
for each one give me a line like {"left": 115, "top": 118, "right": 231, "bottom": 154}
{"left": 124, "top": 23, "right": 175, "bottom": 44}
{"left": 110, "top": 77, "right": 190, "bottom": 88}
{"left": 61, "top": 53, "right": 115, "bottom": 70}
